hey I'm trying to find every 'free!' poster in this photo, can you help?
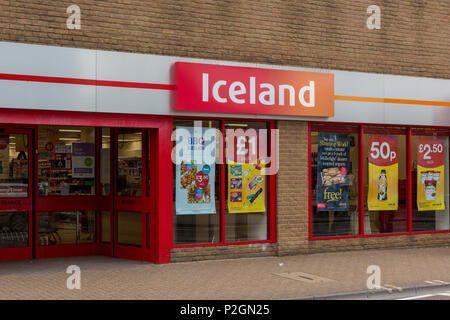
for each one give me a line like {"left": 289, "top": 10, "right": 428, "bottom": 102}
{"left": 316, "top": 132, "right": 350, "bottom": 212}
{"left": 368, "top": 135, "right": 398, "bottom": 211}
{"left": 417, "top": 138, "right": 446, "bottom": 211}
{"left": 227, "top": 160, "right": 265, "bottom": 213}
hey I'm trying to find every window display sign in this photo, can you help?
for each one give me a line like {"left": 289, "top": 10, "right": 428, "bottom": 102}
{"left": 227, "top": 161, "right": 266, "bottom": 213}
{"left": 368, "top": 135, "right": 398, "bottom": 211}
{"left": 175, "top": 127, "right": 216, "bottom": 215}
{"left": 72, "top": 143, "right": 95, "bottom": 178}
{"left": 417, "top": 138, "right": 446, "bottom": 211}
{"left": 316, "top": 133, "right": 350, "bottom": 211}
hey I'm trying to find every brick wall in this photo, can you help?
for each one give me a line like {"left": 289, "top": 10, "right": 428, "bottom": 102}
{"left": 171, "top": 243, "right": 277, "bottom": 263}
{"left": 0, "top": 1, "right": 448, "bottom": 79}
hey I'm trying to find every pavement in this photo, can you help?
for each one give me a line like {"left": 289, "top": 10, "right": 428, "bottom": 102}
{"left": 0, "top": 246, "right": 450, "bottom": 300}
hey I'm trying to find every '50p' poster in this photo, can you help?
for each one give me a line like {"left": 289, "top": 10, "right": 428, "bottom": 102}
{"left": 367, "top": 135, "right": 398, "bottom": 211}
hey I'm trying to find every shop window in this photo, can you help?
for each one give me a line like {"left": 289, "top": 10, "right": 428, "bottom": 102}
{"left": 101, "top": 211, "right": 111, "bottom": 243}
{"left": 38, "top": 211, "right": 95, "bottom": 245}
{"left": 225, "top": 121, "right": 269, "bottom": 242}
{"left": 0, "top": 134, "right": 28, "bottom": 197}
{"left": 0, "top": 212, "right": 28, "bottom": 248}
{"left": 117, "top": 211, "right": 142, "bottom": 247}
{"left": 117, "top": 130, "right": 142, "bottom": 197}
{"left": 173, "top": 119, "right": 274, "bottom": 246}
{"left": 364, "top": 128, "right": 407, "bottom": 234}
{"left": 173, "top": 120, "right": 220, "bottom": 245}
{"left": 411, "top": 130, "right": 449, "bottom": 232}
{"left": 101, "top": 128, "right": 111, "bottom": 196}
{"left": 311, "top": 128, "right": 359, "bottom": 237}
{"left": 38, "top": 126, "right": 95, "bottom": 196}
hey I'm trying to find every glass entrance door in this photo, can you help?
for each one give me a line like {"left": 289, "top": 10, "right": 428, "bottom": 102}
{"left": 36, "top": 125, "right": 97, "bottom": 258}
{"left": 114, "top": 129, "right": 153, "bottom": 261}
{"left": 0, "top": 129, "right": 32, "bottom": 261}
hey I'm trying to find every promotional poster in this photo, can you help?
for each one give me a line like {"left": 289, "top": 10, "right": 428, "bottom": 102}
{"left": 175, "top": 126, "right": 216, "bottom": 215}
{"left": 72, "top": 143, "right": 95, "bottom": 178}
{"left": 316, "top": 132, "right": 350, "bottom": 212}
{"left": 227, "top": 160, "right": 266, "bottom": 214}
{"left": 417, "top": 138, "right": 446, "bottom": 211}
{"left": 368, "top": 135, "right": 398, "bottom": 211}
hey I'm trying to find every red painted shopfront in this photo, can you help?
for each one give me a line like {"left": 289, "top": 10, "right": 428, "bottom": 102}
{"left": 0, "top": 49, "right": 448, "bottom": 263}
{"left": 0, "top": 110, "right": 173, "bottom": 263}
{"left": 0, "top": 109, "right": 278, "bottom": 264}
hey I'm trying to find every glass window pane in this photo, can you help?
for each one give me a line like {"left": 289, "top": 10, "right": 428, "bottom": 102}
{"left": 412, "top": 132, "right": 449, "bottom": 231}
{"left": 0, "top": 212, "right": 28, "bottom": 248}
{"left": 38, "top": 126, "right": 96, "bottom": 196}
{"left": 364, "top": 128, "right": 407, "bottom": 234}
{"left": 101, "top": 128, "right": 111, "bottom": 196}
{"left": 311, "top": 130, "right": 359, "bottom": 237}
{"left": 225, "top": 121, "right": 268, "bottom": 242}
{"left": 117, "top": 131, "right": 142, "bottom": 197}
{"left": 0, "top": 134, "right": 28, "bottom": 197}
{"left": 101, "top": 210, "right": 111, "bottom": 243}
{"left": 117, "top": 211, "right": 141, "bottom": 247}
{"left": 38, "top": 211, "right": 96, "bottom": 245}
{"left": 173, "top": 120, "right": 220, "bottom": 245}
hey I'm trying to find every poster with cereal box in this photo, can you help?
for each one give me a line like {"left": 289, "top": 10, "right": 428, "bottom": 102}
{"left": 175, "top": 126, "right": 216, "bottom": 215}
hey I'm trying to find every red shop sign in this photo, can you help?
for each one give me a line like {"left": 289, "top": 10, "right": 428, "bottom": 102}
{"left": 174, "top": 62, "right": 334, "bottom": 117}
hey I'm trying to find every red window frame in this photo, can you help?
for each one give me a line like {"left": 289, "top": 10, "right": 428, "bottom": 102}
{"left": 172, "top": 117, "right": 277, "bottom": 248}
{"left": 309, "top": 122, "right": 450, "bottom": 241}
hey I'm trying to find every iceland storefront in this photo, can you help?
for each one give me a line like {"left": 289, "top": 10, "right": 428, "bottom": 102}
{"left": 0, "top": 42, "right": 449, "bottom": 263}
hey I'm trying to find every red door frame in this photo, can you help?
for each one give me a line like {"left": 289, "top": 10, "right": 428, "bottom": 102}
{"left": 113, "top": 128, "right": 153, "bottom": 261}
{"left": 35, "top": 126, "right": 99, "bottom": 259}
{"left": 309, "top": 122, "right": 450, "bottom": 241}
{"left": 1, "top": 108, "right": 173, "bottom": 263}
{"left": 96, "top": 127, "right": 114, "bottom": 257}
{"left": 0, "top": 127, "right": 33, "bottom": 261}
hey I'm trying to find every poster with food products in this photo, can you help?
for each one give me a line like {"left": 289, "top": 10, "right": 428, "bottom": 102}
{"left": 175, "top": 127, "right": 216, "bottom": 215}
{"left": 316, "top": 133, "right": 350, "bottom": 211}
{"left": 227, "top": 160, "right": 265, "bottom": 213}
{"left": 417, "top": 138, "right": 446, "bottom": 211}
{"left": 368, "top": 135, "right": 398, "bottom": 211}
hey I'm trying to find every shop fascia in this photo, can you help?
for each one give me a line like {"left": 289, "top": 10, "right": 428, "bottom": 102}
{"left": 174, "top": 62, "right": 334, "bottom": 117}
{"left": 202, "top": 73, "right": 316, "bottom": 107}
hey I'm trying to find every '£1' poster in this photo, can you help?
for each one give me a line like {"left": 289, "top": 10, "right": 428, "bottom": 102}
{"left": 368, "top": 135, "right": 398, "bottom": 211}
{"left": 417, "top": 138, "right": 446, "bottom": 211}
{"left": 228, "top": 160, "right": 265, "bottom": 213}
